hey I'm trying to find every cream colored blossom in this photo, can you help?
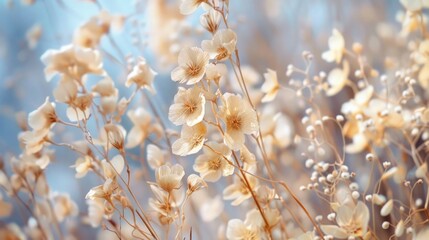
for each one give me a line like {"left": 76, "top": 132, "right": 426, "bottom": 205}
{"left": 220, "top": 93, "right": 258, "bottom": 150}
{"left": 72, "top": 156, "right": 93, "bottom": 178}
{"left": 325, "top": 60, "right": 350, "bottom": 96}
{"left": 126, "top": 57, "right": 157, "bottom": 93}
{"left": 51, "top": 193, "right": 78, "bottom": 222}
{"left": 200, "top": 7, "right": 221, "bottom": 33}
{"left": 321, "top": 201, "right": 370, "bottom": 239}
{"left": 125, "top": 108, "right": 153, "bottom": 148}
{"left": 74, "top": 10, "right": 124, "bottom": 48}
{"left": 28, "top": 97, "right": 57, "bottom": 131}
{"left": 179, "top": 0, "right": 206, "bottom": 15}
{"left": 92, "top": 77, "right": 117, "bottom": 97}
{"left": 202, "top": 29, "right": 237, "bottom": 62}
{"left": 172, "top": 122, "right": 207, "bottom": 156}
{"left": 261, "top": 69, "right": 280, "bottom": 102}
{"left": 19, "top": 128, "right": 50, "bottom": 154}
{"left": 322, "top": 29, "right": 345, "bottom": 63}
{"left": 156, "top": 164, "right": 185, "bottom": 192}
{"left": 187, "top": 174, "right": 207, "bottom": 194}
{"left": 169, "top": 87, "right": 206, "bottom": 126}
{"left": 104, "top": 124, "right": 126, "bottom": 150}
{"left": 84, "top": 199, "right": 105, "bottom": 227}
{"left": 41, "top": 44, "right": 104, "bottom": 81}
{"left": 226, "top": 218, "right": 260, "bottom": 240}
{"left": 194, "top": 141, "right": 234, "bottom": 182}
{"left": 239, "top": 145, "right": 256, "bottom": 165}
{"left": 206, "top": 63, "right": 227, "bottom": 85}
{"left": 148, "top": 184, "right": 183, "bottom": 225}
{"left": 246, "top": 208, "right": 280, "bottom": 230}
{"left": 101, "top": 155, "right": 125, "bottom": 179}
{"left": 92, "top": 77, "right": 118, "bottom": 115}
{"left": 66, "top": 94, "right": 93, "bottom": 122}
{"left": 171, "top": 47, "right": 209, "bottom": 85}
{"left": 147, "top": 144, "right": 166, "bottom": 170}
{"left": 223, "top": 167, "right": 258, "bottom": 206}
{"left": 341, "top": 85, "right": 374, "bottom": 116}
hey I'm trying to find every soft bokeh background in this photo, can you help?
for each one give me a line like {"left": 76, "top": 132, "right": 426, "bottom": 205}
{"left": 0, "top": 0, "right": 407, "bottom": 238}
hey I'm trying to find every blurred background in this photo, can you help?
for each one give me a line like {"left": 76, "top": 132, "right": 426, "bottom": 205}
{"left": 0, "top": 0, "right": 409, "bottom": 238}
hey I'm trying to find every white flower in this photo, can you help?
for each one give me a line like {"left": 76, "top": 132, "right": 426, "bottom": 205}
{"left": 322, "top": 29, "right": 345, "bottom": 63}
{"left": 41, "top": 44, "right": 104, "bottom": 81}
{"left": 200, "top": 7, "right": 221, "bottom": 33}
{"left": 220, "top": 93, "right": 258, "bottom": 150}
{"left": 171, "top": 47, "right": 209, "bottom": 85}
{"left": 206, "top": 63, "right": 227, "bottom": 85}
{"left": 341, "top": 85, "right": 374, "bottom": 116}
{"left": 321, "top": 201, "right": 370, "bottom": 239}
{"left": 261, "top": 68, "right": 280, "bottom": 102}
{"left": 179, "top": 0, "right": 206, "bottom": 15}
{"left": 415, "top": 227, "right": 429, "bottom": 240}
{"left": 126, "top": 57, "right": 157, "bottom": 93}
{"left": 172, "top": 122, "right": 207, "bottom": 156}
{"left": 156, "top": 164, "right": 185, "bottom": 192}
{"left": 187, "top": 174, "right": 207, "bottom": 193}
{"left": 84, "top": 199, "right": 105, "bottom": 227}
{"left": 65, "top": 94, "right": 93, "bottom": 122}
{"left": 147, "top": 144, "right": 166, "bottom": 170}
{"left": 28, "top": 97, "right": 57, "bottom": 131}
{"left": 72, "top": 156, "right": 93, "bottom": 178}
{"left": 169, "top": 87, "right": 206, "bottom": 126}
{"left": 202, "top": 29, "right": 237, "bottom": 62}
{"left": 223, "top": 167, "right": 258, "bottom": 206}
{"left": 101, "top": 155, "right": 125, "bottom": 179}
{"left": 193, "top": 141, "right": 234, "bottom": 182}
{"left": 51, "top": 193, "right": 78, "bottom": 222}
{"left": 53, "top": 76, "right": 78, "bottom": 104}
{"left": 125, "top": 108, "right": 152, "bottom": 149}
{"left": 226, "top": 218, "right": 260, "bottom": 240}
{"left": 325, "top": 60, "right": 350, "bottom": 96}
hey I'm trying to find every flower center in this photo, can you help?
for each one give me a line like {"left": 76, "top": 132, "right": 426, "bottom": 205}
{"left": 191, "top": 134, "right": 204, "bottom": 148}
{"left": 184, "top": 100, "right": 197, "bottom": 114}
{"left": 227, "top": 114, "right": 242, "bottom": 130}
{"left": 216, "top": 47, "right": 229, "bottom": 60}
{"left": 186, "top": 63, "right": 201, "bottom": 77}
{"left": 208, "top": 157, "right": 222, "bottom": 170}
